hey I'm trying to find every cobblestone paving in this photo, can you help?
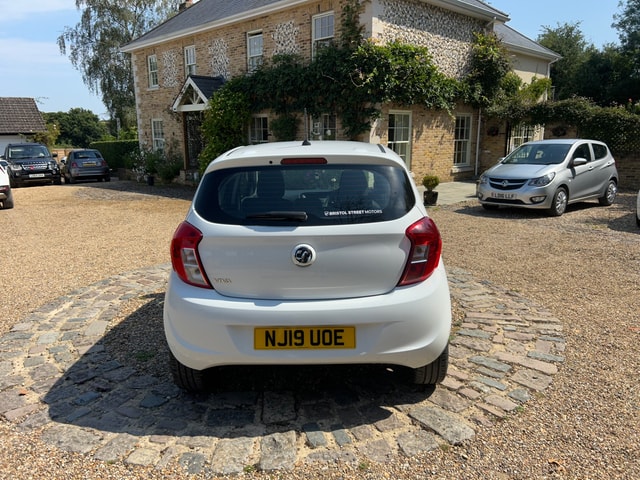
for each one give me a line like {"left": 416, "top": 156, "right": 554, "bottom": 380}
{"left": 0, "top": 264, "right": 564, "bottom": 474}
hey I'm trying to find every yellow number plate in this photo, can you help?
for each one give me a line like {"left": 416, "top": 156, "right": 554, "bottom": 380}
{"left": 254, "top": 326, "right": 356, "bottom": 350}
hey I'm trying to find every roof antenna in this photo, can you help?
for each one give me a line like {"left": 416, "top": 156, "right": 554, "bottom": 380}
{"left": 302, "top": 108, "right": 311, "bottom": 145}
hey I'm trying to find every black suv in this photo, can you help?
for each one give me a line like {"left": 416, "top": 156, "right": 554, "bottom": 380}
{"left": 2, "top": 143, "right": 62, "bottom": 187}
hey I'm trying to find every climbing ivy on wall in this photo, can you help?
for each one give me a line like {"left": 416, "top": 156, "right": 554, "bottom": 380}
{"left": 199, "top": 0, "right": 511, "bottom": 168}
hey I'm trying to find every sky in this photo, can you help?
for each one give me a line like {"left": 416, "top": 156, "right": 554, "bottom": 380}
{"left": 0, "top": 1, "right": 625, "bottom": 118}
{"left": 486, "top": 0, "right": 622, "bottom": 48}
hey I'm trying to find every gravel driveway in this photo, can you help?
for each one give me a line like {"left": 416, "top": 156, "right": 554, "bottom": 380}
{"left": 0, "top": 180, "right": 638, "bottom": 479}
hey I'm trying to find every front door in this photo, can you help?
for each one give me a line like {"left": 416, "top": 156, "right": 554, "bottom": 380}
{"left": 185, "top": 112, "right": 204, "bottom": 170}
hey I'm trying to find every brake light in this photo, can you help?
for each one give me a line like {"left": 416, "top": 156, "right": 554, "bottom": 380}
{"left": 170, "top": 222, "right": 212, "bottom": 289}
{"left": 398, "top": 217, "right": 443, "bottom": 286}
{"left": 281, "top": 157, "right": 327, "bottom": 165}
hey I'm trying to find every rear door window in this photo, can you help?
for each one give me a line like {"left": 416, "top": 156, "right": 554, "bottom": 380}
{"left": 591, "top": 143, "right": 608, "bottom": 160}
{"left": 194, "top": 165, "right": 413, "bottom": 226}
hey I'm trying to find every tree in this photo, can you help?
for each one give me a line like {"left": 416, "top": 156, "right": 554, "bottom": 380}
{"left": 43, "top": 109, "right": 108, "bottom": 147}
{"left": 613, "top": 0, "right": 640, "bottom": 101}
{"left": 613, "top": 0, "right": 640, "bottom": 53}
{"left": 537, "top": 22, "right": 591, "bottom": 100}
{"left": 57, "top": 0, "right": 179, "bottom": 127}
{"left": 575, "top": 45, "right": 637, "bottom": 105}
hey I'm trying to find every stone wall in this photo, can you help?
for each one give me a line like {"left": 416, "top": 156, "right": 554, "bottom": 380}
{"left": 374, "top": 0, "right": 485, "bottom": 78}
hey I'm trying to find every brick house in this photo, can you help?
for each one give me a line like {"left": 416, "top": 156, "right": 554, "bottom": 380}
{"left": 121, "top": 0, "right": 559, "bottom": 182}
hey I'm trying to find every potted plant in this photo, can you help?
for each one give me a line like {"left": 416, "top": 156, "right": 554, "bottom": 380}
{"left": 422, "top": 174, "right": 440, "bottom": 206}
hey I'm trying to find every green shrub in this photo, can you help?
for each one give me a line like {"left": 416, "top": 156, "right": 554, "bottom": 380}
{"left": 89, "top": 140, "right": 139, "bottom": 170}
{"left": 127, "top": 139, "right": 184, "bottom": 183}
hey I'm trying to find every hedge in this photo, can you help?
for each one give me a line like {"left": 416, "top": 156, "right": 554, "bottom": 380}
{"left": 89, "top": 140, "right": 139, "bottom": 170}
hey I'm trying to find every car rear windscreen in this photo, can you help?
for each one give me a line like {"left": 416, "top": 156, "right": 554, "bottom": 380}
{"left": 194, "top": 165, "right": 414, "bottom": 226}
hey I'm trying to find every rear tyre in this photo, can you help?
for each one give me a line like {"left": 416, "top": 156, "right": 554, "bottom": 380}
{"left": 169, "top": 352, "right": 207, "bottom": 393}
{"left": 548, "top": 188, "right": 568, "bottom": 217}
{"left": 53, "top": 176, "right": 62, "bottom": 185}
{"left": 68, "top": 175, "right": 75, "bottom": 184}
{"left": 413, "top": 345, "right": 449, "bottom": 385}
{"left": 598, "top": 180, "right": 617, "bottom": 206}
{"left": 104, "top": 174, "right": 111, "bottom": 182}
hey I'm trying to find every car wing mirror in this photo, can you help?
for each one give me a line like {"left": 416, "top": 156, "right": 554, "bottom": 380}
{"left": 572, "top": 157, "right": 588, "bottom": 166}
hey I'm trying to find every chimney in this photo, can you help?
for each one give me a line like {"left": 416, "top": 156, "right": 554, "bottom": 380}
{"left": 179, "top": 1, "right": 193, "bottom": 12}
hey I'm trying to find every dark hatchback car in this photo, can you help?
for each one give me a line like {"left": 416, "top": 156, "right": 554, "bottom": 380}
{"left": 61, "top": 149, "right": 110, "bottom": 183}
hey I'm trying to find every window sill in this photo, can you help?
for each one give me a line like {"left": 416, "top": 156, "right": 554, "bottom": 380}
{"left": 451, "top": 165, "right": 473, "bottom": 173}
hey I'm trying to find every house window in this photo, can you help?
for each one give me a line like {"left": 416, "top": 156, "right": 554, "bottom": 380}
{"left": 388, "top": 112, "right": 412, "bottom": 166}
{"left": 509, "top": 123, "right": 537, "bottom": 152}
{"left": 311, "top": 114, "right": 336, "bottom": 140}
{"left": 247, "top": 31, "right": 263, "bottom": 73}
{"left": 148, "top": 54, "right": 158, "bottom": 88}
{"left": 151, "top": 119, "right": 165, "bottom": 152}
{"left": 312, "top": 12, "right": 334, "bottom": 57}
{"left": 184, "top": 46, "right": 196, "bottom": 76}
{"left": 249, "top": 116, "right": 269, "bottom": 144}
{"left": 453, "top": 115, "right": 472, "bottom": 166}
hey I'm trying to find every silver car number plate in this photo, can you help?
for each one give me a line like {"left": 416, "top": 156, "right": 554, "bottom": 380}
{"left": 29, "top": 173, "right": 45, "bottom": 178}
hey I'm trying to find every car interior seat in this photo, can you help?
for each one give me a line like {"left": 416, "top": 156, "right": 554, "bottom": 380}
{"left": 328, "top": 170, "right": 373, "bottom": 210}
{"left": 242, "top": 170, "right": 293, "bottom": 216}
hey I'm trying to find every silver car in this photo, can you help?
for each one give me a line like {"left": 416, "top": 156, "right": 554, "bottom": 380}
{"left": 477, "top": 139, "right": 618, "bottom": 216}
{"left": 61, "top": 149, "right": 110, "bottom": 184}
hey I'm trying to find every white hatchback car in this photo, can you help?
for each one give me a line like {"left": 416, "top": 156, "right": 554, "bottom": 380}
{"left": 0, "top": 160, "right": 14, "bottom": 209}
{"left": 636, "top": 189, "right": 640, "bottom": 227}
{"left": 164, "top": 141, "right": 451, "bottom": 392}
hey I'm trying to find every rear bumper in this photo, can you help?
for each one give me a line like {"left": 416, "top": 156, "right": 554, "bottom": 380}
{"left": 69, "top": 167, "right": 109, "bottom": 179}
{"left": 164, "top": 263, "right": 452, "bottom": 371}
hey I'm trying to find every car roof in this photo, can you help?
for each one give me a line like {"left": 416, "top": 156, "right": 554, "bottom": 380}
{"left": 523, "top": 139, "right": 606, "bottom": 146}
{"left": 8, "top": 142, "right": 46, "bottom": 146}
{"left": 211, "top": 141, "right": 403, "bottom": 168}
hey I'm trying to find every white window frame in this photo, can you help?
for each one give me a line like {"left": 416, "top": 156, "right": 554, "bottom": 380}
{"left": 151, "top": 119, "right": 165, "bottom": 152}
{"left": 509, "top": 123, "right": 538, "bottom": 152}
{"left": 311, "top": 113, "right": 337, "bottom": 140}
{"left": 312, "top": 11, "right": 334, "bottom": 57}
{"left": 453, "top": 114, "right": 472, "bottom": 166}
{"left": 148, "top": 54, "right": 159, "bottom": 88}
{"left": 184, "top": 45, "right": 196, "bottom": 77}
{"left": 387, "top": 111, "right": 412, "bottom": 167}
{"left": 247, "top": 31, "right": 263, "bottom": 73}
{"left": 249, "top": 116, "right": 269, "bottom": 144}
